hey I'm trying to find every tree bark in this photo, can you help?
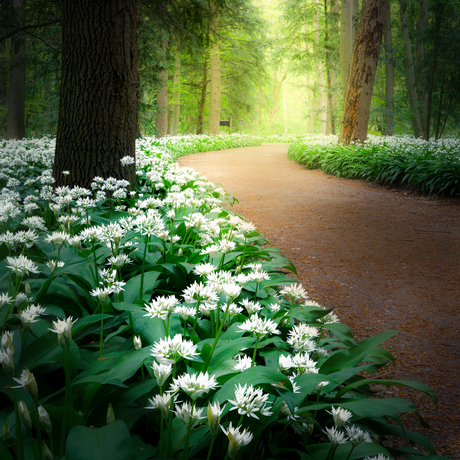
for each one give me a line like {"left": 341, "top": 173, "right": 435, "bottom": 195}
{"left": 416, "top": 0, "right": 428, "bottom": 129}
{"left": 383, "top": 0, "right": 394, "bottom": 136}
{"left": 53, "top": 0, "right": 138, "bottom": 189}
{"left": 156, "top": 39, "right": 168, "bottom": 137}
{"left": 196, "top": 58, "right": 208, "bottom": 134}
{"left": 169, "top": 49, "right": 180, "bottom": 135}
{"left": 340, "top": 0, "right": 353, "bottom": 102}
{"left": 5, "top": 0, "right": 26, "bottom": 140}
{"left": 339, "top": 0, "right": 386, "bottom": 145}
{"left": 399, "top": 0, "right": 423, "bottom": 137}
{"left": 208, "top": 1, "right": 220, "bottom": 135}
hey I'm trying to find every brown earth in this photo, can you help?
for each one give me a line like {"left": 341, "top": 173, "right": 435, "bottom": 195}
{"left": 178, "top": 143, "right": 460, "bottom": 459}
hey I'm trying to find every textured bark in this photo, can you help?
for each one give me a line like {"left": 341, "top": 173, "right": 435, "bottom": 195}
{"left": 339, "top": 0, "right": 386, "bottom": 145}
{"left": 399, "top": 0, "right": 423, "bottom": 137}
{"left": 383, "top": 0, "right": 394, "bottom": 136}
{"left": 156, "top": 39, "right": 168, "bottom": 137}
{"left": 53, "top": 0, "right": 137, "bottom": 189}
{"left": 340, "top": 0, "right": 353, "bottom": 102}
{"left": 196, "top": 58, "right": 208, "bottom": 134}
{"left": 208, "top": 1, "right": 220, "bottom": 135}
{"left": 416, "top": 0, "right": 428, "bottom": 129}
{"left": 5, "top": 0, "right": 26, "bottom": 140}
{"left": 169, "top": 49, "right": 180, "bottom": 135}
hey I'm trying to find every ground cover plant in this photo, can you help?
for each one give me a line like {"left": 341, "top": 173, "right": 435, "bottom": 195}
{"left": 288, "top": 135, "right": 460, "bottom": 196}
{"left": 0, "top": 134, "right": 447, "bottom": 460}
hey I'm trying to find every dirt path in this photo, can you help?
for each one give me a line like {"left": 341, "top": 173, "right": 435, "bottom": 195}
{"left": 178, "top": 143, "right": 460, "bottom": 459}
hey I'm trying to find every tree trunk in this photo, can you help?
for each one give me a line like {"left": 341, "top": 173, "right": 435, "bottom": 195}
{"left": 53, "top": 0, "right": 138, "bottom": 189}
{"left": 416, "top": 0, "right": 428, "bottom": 129}
{"left": 156, "top": 39, "right": 168, "bottom": 137}
{"left": 340, "top": 0, "right": 353, "bottom": 102}
{"left": 352, "top": 0, "right": 359, "bottom": 43}
{"left": 196, "top": 58, "right": 208, "bottom": 134}
{"left": 399, "top": 0, "right": 423, "bottom": 137}
{"left": 5, "top": 0, "right": 26, "bottom": 140}
{"left": 169, "top": 49, "right": 180, "bottom": 135}
{"left": 208, "top": 1, "right": 221, "bottom": 135}
{"left": 339, "top": 0, "right": 386, "bottom": 145}
{"left": 383, "top": 0, "right": 394, "bottom": 136}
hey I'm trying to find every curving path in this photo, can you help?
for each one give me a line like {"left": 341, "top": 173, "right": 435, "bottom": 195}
{"left": 178, "top": 143, "right": 460, "bottom": 459}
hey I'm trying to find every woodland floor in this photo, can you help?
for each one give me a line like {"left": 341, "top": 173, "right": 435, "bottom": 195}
{"left": 178, "top": 143, "right": 460, "bottom": 459}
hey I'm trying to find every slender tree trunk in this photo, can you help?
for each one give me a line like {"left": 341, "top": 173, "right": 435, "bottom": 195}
{"left": 340, "top": 0, "right": 353, "bottom": 102}
{"left": 435, "top": 60, "right": 446, "bottom": 141}
{"left": 5, "top": 0, "right": 26, "bottom": 140}
{"left": 399, "top": 0, "right": 423, "bottom": 137}
{"left": 196, "top": 58, "right": 208, "bottom": 134}
{"left": 383, "top": 0, "right": 394, "bottom": 136}
{"left": 339, "top": 0, "right": 386, "bottom": 144}
{"left": 156, "top": 39, "right": 168, "bottom": 137}
{"left": 53, "top": 0, "right": 138, "bottom": 189}
{"left": 416, "top": 0, "right": 428, "bottom": 130}
{"left": 169, "top": 49, "right": 180, "bottom": 135}
{"left": 208, "top": 1, "right": 221, "bottom": 135}
{"left": 352, "top": 0, "right": 359, "bottom": 43}
{"left": 314, "top": 6, "right": 327, "bottom": 134}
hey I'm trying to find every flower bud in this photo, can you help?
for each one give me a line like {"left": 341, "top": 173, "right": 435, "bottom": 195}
{"left": 207, "top": 401, "right": 222, "bottom": 435}
{"left": 43, "top": 441, "right": 53, "bottom": 460}
{"left": 177, "top": 247, "right": 183, "bottom": 256}
{"left": 0, "top": 347, "right": 15, "bottom": 376}
{"left": 1, "top": 330, "right": 14, "bottom": 349}
{"left": 227, "top": 431, "right": 240, "bottom": 458}
{"left": 38, "top": 406, "right": 52, "bottom": 434}
{"left": 23, "top": 368, "right": 38, "bottom": 401}
{"left": 106, "top": 403, "right": 116, "bottom": 425}
{"left": 18, "top": 400, "right": 32, "bottom": 431}
{"left": 2, "top": 418, "right": 9, "bottom": 443}
{"left": 133, "top": 335, "right": 142, "bottom": 351}
{"left": 25, "top": 282, "right": 32, "bottom": 297}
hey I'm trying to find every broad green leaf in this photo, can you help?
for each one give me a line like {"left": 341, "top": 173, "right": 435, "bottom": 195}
{"left": 65, "top": 420, "right": 136, "bottom": 460}
{"left": 124, "top": 271, "right": 161, "bottom": 304}
{"left": 207, "top": 337, "right": 255, "bottom": 373}
{"left": 17, "top": 332, "right": 61, "bottom": 370}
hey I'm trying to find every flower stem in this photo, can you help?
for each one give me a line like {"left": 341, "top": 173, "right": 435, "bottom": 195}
{"left": 13, "top": 389, "right": 25, "bottom": 460}
{"left": 59, "top": 345, "right": 72, "bottom": 457}
{"left": 251, "top": 336, "right": 260, "bottom": 367}
{"left": 139, "top": 236, "right": 148, "bottom": 301}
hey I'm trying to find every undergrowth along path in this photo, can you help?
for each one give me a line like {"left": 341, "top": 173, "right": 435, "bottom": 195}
{"left": 178, "top": 142, "right": 460, "bottom": 459}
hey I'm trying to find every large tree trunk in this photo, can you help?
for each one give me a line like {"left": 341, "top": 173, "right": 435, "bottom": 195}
{"left": 169, "top": 49, "right": 180, "bottom": 135}
{"left": 5, "top": 0, "right": 26, "bottom": 140}
{"left": 340, "top": 0, "right": 353, "bottom": 102}
{"left": 399, "top": 0, "right": 423, "bottom": 137}
{"left": 383, "top": 0, "right": 394, "bottom": 136}
{"left": 196, "top": 58, "right": 208, "bottom": 134}
{"left": 208, "top": 1, "right": 221, "bottom": 135}
{"left": 339, "top": 0, "right": 386, "bottom": 145}
{"left": 156, "top": 39, "right": 168, "bottom": 137}
{"left": 53, "top": 0, "right": 138, "bottom": 189}
{"left": 416, "top": 0, "right": 428, "bottom": 130}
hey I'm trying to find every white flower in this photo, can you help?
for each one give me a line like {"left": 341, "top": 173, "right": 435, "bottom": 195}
{"left": 0, "top": 293, "right": 12, "bottom": 309}
{"left": 238, "top": 313, "right": 280, "bottom": 338}
{"left": 327, "top": 406, "right": 353, "bottom": 428}
{"left": 278, "top": 354, "right": 293, "bottom": 372}
{"left": 45, "top": 259, "right": 65, "bottom": 272}
{"left": 345, "top": 425, "right": 373, "bottom": 446}
{"left": 193, "top": 263, "right": 216, "bottom": 277}
{"left": 45, "top": 231, "right": 70, "bottom": 247}
{"left": 183, "top": 281, "right": 218, "bottom": 304}
{"left": 316, "top": 381, "right": 330, "bottom": 393}
{"left": 120, "top": 156, "right": 135, "bottom": 166}
{"left": 151, "top": 360, "right": 172, "bottom": 386}
{"left": 6, "top": 255, "right": 40, "bottom": 276}
{"left": 150, "top": 334, "right": 199, "bottom": 365}
{"left": 174, "top": 305, "right": 195, "bottom": 320}
{"left": 48, "top": 316, "right": 76, "bottom": 348}
{"left": 280, "top": 283, "right": 309, "bottom": 301}
{"left": 12, "top": 368, "right": 38, "bottom": 400}
{"left": 323, "top": 426, "right": 348, "bottom": 446}
{"left": 228, "top": 383, "right": 272, "bottom": 419}
{"left": 221, "top": 422, "right": 253, "bottom": 458}
{"left": 19, "top": 304, "right": 47, "bottom": 328}
{"left": 173, "top": 402, "right": 205, "bottom": 425}
{"left": 144, "top": 295, "right": 178, "bottom": 320}
{"left": 363, "top": 455, "right": 392, "bottom": 460}
{"left": 146, "top": 393, "right": 172, "bottom": 418}
{"left": 240, "top": 299, "right": 262, "bottom": 315}
{"left": 208, "top": 401, "right": 225, "bottom": 435}
{"left": 90, "top": 287, "right": 111, "bottom": 305}
{"left": 287, "top": 323, "right": 319, "bottom": 352}
{"left": 170, "top": 372, "right": 218, "bottom": 400}
{"left": 233, "top": 354, "right": 253, "bottom": 372}
{"left": 291, "top": 352, "right": 319, "bottom": 375}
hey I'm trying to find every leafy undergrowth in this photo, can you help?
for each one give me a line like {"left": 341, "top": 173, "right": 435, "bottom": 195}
{"left": 0, "top": 134, "right": 448, "bottom": 460}
{"left": 288, "top": 134, "right": 460, "bottom": 196}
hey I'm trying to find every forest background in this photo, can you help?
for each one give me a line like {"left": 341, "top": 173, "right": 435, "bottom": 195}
{"left": 1, "top": 0, "right": 459, "bottom": 144}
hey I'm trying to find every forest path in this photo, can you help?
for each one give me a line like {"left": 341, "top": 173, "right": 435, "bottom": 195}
{"left": 178, "top": 143, "right": 460, "bottom": 458}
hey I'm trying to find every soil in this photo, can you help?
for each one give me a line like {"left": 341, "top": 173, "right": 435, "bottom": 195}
{"left": 178, "top": 143, "right": 460, "bottom": 459}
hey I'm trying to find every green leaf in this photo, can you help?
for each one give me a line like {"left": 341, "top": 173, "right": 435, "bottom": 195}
{"left": 124, "top": 271, "right": 161, "bottom": 304}
{"left": 65, "top": 420, "right": 136, "bottom": 460}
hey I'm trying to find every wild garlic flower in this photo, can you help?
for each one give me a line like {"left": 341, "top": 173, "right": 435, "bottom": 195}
{"left": 170, "top": 372, "right": 218, "bottom": 400}
{"left": 240, "top": 299, "right": 262, "bottom": 315}
{"left": 90, "top": 287, "right": 112, "bottom": 305}
{"left": 144, "top": 295, "right": 179, "bottom": 320}
{"left": 19, "top": 304, "right": 47, "bottom": 328}
{"left": 345, "top": 425, "right": 373, "bottom": 446}
{"left": 1, "top": 330, "right": 14, "bottom": 349}
{"left": 363, "top": 455, "right": 392, "bottom": 460}
{"left": 150, "top": 334, "right": 199, "bottom": 365}
{"left": 280, "top": 283, "right": 309, "bottom": 301}
{"left": 45, "top": 259, "right": 65, "bottom": 272}
{"left": 248, "top": 269, "right": 270, "bottom": 284}
{"left": 199, "top": 302, "right": 217, "bottom": 317}
{"left": 174, "top": 305, "right": 195, "bottom": 320}
{"left": 151, "top": 360, "right": 172, "bottom": 386}
{"left": 316, "top": 381, "right": 330, "bottom": 394}
{"left": 106, "top": 254, "right": 133, "bottom": 268}
{"left": 291, "top": 353, "right": 319, "bottom": 375}
{"left": 18, "top": 401, "right": 32, "bottom": 430}
{"left": 221, "top": 422, "right": 254, "bottom": 458}
{"left": 208, "top": 401, "right": 225, "bottom": 435}
{"left": 173, "top": 402, "right": 205, "bottom": 425}
{"left": 278, "top": 354, "right": 294, "bottom": 372}
{"left": 6, "top": 255, "right": 40, "bottom": 277}
{"left": 228, "top": 383, "right": 272, "bottom": 419}
{"left": 280, "top": 402, "right": 301, "bottom": 422}
{"left": 193, "top": 263, "right": 216, "bottom": 277}
{"left": 287, "top": 323, "right": 319, "bottom": 352}
{"left": 22, "top": 215, "right": 47, "bottom": 232}
{"left": 238, "top": 313, "right": 280, "bottom": 338}
{"left": 12, "top": 368, "right": 38, "bottom": 400}
{"left": 327, "top": 406, "right": 353, "bottom": 428}
{"left": 323, "top": 426, "right": 348, "bottom": 446}
{"left": 0, "top": 346, "right": 15, "bottom": 375}
{"left": 0, "top": 293, "right": 12, "bottom": 309}
{"left": 183, "top": 281, "right": 218, "bottom": 305}
{"left": 38, "top": 405, "right": 52, "bottom": 433}
{"left": 233, "top": 354, "right": 253, "bottom": 372}
{"left": 45, "top": 231, "right": 70, "bottom": 248}
{"left": 146, "top": 393, "right": 173, "bottom": 418}
{"left": 48, "top": 316, "right": 76, "bottom": 348}
{"left": 133, "top": 335, "right": 142, "bottom": 351}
